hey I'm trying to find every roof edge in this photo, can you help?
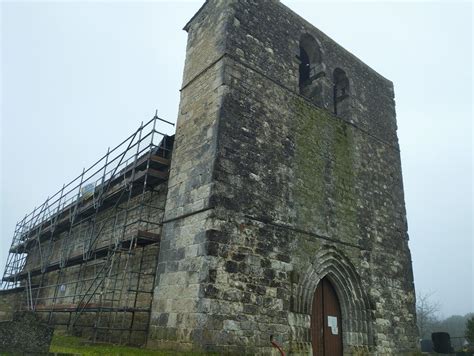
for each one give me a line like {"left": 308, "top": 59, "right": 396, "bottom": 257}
{"left": 183, "top": 0, "right": 209, "bottom": 32}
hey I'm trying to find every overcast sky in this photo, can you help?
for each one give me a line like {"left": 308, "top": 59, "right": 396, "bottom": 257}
{"left": 0, "top": 0, "right": 472, "bottom": 318}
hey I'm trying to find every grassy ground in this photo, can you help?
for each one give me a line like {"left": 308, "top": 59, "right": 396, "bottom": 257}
{"left": 49, "top": 334, "right": 215, "bottom": 356}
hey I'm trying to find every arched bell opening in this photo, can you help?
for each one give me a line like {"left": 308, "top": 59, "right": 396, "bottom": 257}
{"left": 298, "top": 34, "right": 326, "bottom": 106}
{"left": 333, "top": 68, "right": 351, "bottom": 117}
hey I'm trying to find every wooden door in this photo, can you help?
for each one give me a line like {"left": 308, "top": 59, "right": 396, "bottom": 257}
{"left": 311, "top": 277, "right": 343, "bottom": 356}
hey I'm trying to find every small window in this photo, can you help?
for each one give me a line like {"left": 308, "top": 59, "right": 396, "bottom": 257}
{"left": 298, "top": 34, "right": 323, "bottom": 95}
{"left": 333, "top": 68, "right": 349, "bottom": 115}
{"left": 299, "top": 46, "right": 311, "bottom": 87}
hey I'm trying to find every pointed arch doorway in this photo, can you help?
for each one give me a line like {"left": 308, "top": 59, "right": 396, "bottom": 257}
{"left": 311, "top": 277, "right": 343, "bottom": 356}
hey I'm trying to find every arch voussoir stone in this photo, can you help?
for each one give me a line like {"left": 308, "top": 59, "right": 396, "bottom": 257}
{"left": 290, "top": 245, "right": 374, "bottom": 352}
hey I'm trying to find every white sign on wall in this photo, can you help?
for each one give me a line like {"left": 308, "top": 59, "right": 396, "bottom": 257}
{"left": 328, "top": 316, "right": 339, "bottom": 335}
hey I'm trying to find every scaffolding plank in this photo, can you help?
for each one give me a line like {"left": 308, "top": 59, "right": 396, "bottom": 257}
{"left": 147, "top": 168, "right": 169, "bottom": 180}
{"left": 3, "top": 230, "right": 160, "bottom": 282}
{"left": 150, "top": 155, "right": 171, "bottom": 166}
{"left": 136, "top": 230, "right": 160, "bottom": 245}
{"left": 35, "top": 303, "right": 150, "bottom": 313}
{"left": 9, "top": 169, "right": 165, "bottom": 254}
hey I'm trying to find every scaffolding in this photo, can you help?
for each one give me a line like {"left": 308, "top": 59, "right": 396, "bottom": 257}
{"left": 1, "top": 114, "right": 174, "bottom": 345}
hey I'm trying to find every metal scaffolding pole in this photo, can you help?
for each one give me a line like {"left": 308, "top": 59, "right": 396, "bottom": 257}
{"left": 1, "top": 114, "right": 174, "bottom": 345}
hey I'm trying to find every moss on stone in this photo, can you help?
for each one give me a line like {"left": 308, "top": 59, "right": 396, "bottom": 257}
{"left": 291, "top": 97, "right": 357, "bottom": 239}
{"left": 292, "top": 97, "right": 328, "bottom": 233}
{"left": 332, "top": 120, "right": 357, "bottom": 239}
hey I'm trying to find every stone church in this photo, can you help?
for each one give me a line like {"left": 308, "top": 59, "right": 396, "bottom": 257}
{"left": 0, "top": 0, "right": 418, "bottom": 354}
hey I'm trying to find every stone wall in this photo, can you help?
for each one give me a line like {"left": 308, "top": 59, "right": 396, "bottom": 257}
{"left": 31, "top": 243, "right": 160, "bottom": 345}
{"left": 151, "top": 0, "right": 418, "bottom": 354}
{"left": 0, "top": 288, "right": 23, "bottom": 321}
{"left": 0, "top": 312, "right": 54, "bottom": 354}
{"left": 6, "top": 183, "right": 168, "bottom": 345}
{"left": 23, "top": 187, "right": 166, "bottom": 275}
{"left": 1, "top": 1, "right": 418, "bottom": 353}
{"left": 148, "top": 0, "right": 231, "bottom": 350}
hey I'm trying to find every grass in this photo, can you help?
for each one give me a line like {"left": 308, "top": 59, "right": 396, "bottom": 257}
{"left": 49, "top": 334, "right": 215, "bottom": 356}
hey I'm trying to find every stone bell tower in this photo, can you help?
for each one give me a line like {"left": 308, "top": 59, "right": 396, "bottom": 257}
{"left": 148, "top": 0, "right": 418, "bottom": 354}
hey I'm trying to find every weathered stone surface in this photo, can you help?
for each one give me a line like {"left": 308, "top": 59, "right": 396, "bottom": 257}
{"left": 0, "top": 312, "right": 54, "bottom": 354}
{"left": 149, "top": 0, "right": 418, "bottom": 354}
{"left": 3, "top": 183, "right": 169, "bottom": 346}
{"left": 1, "top": 0, "right": 418, "bottom": 354}
{"left": 0, "top": 288, "right": 23, "bottom": 321}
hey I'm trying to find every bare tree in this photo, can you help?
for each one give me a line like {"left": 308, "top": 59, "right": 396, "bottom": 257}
{"left": 465, "top": 316, "right": 474, "bottom": 344}
{"left": 416, "top": 292, "right": 441, "bottom": 339}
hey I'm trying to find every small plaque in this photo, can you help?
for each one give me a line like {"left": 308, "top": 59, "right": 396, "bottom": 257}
{"left": 328, "top": 316, "right": 338, "bottom": 335}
